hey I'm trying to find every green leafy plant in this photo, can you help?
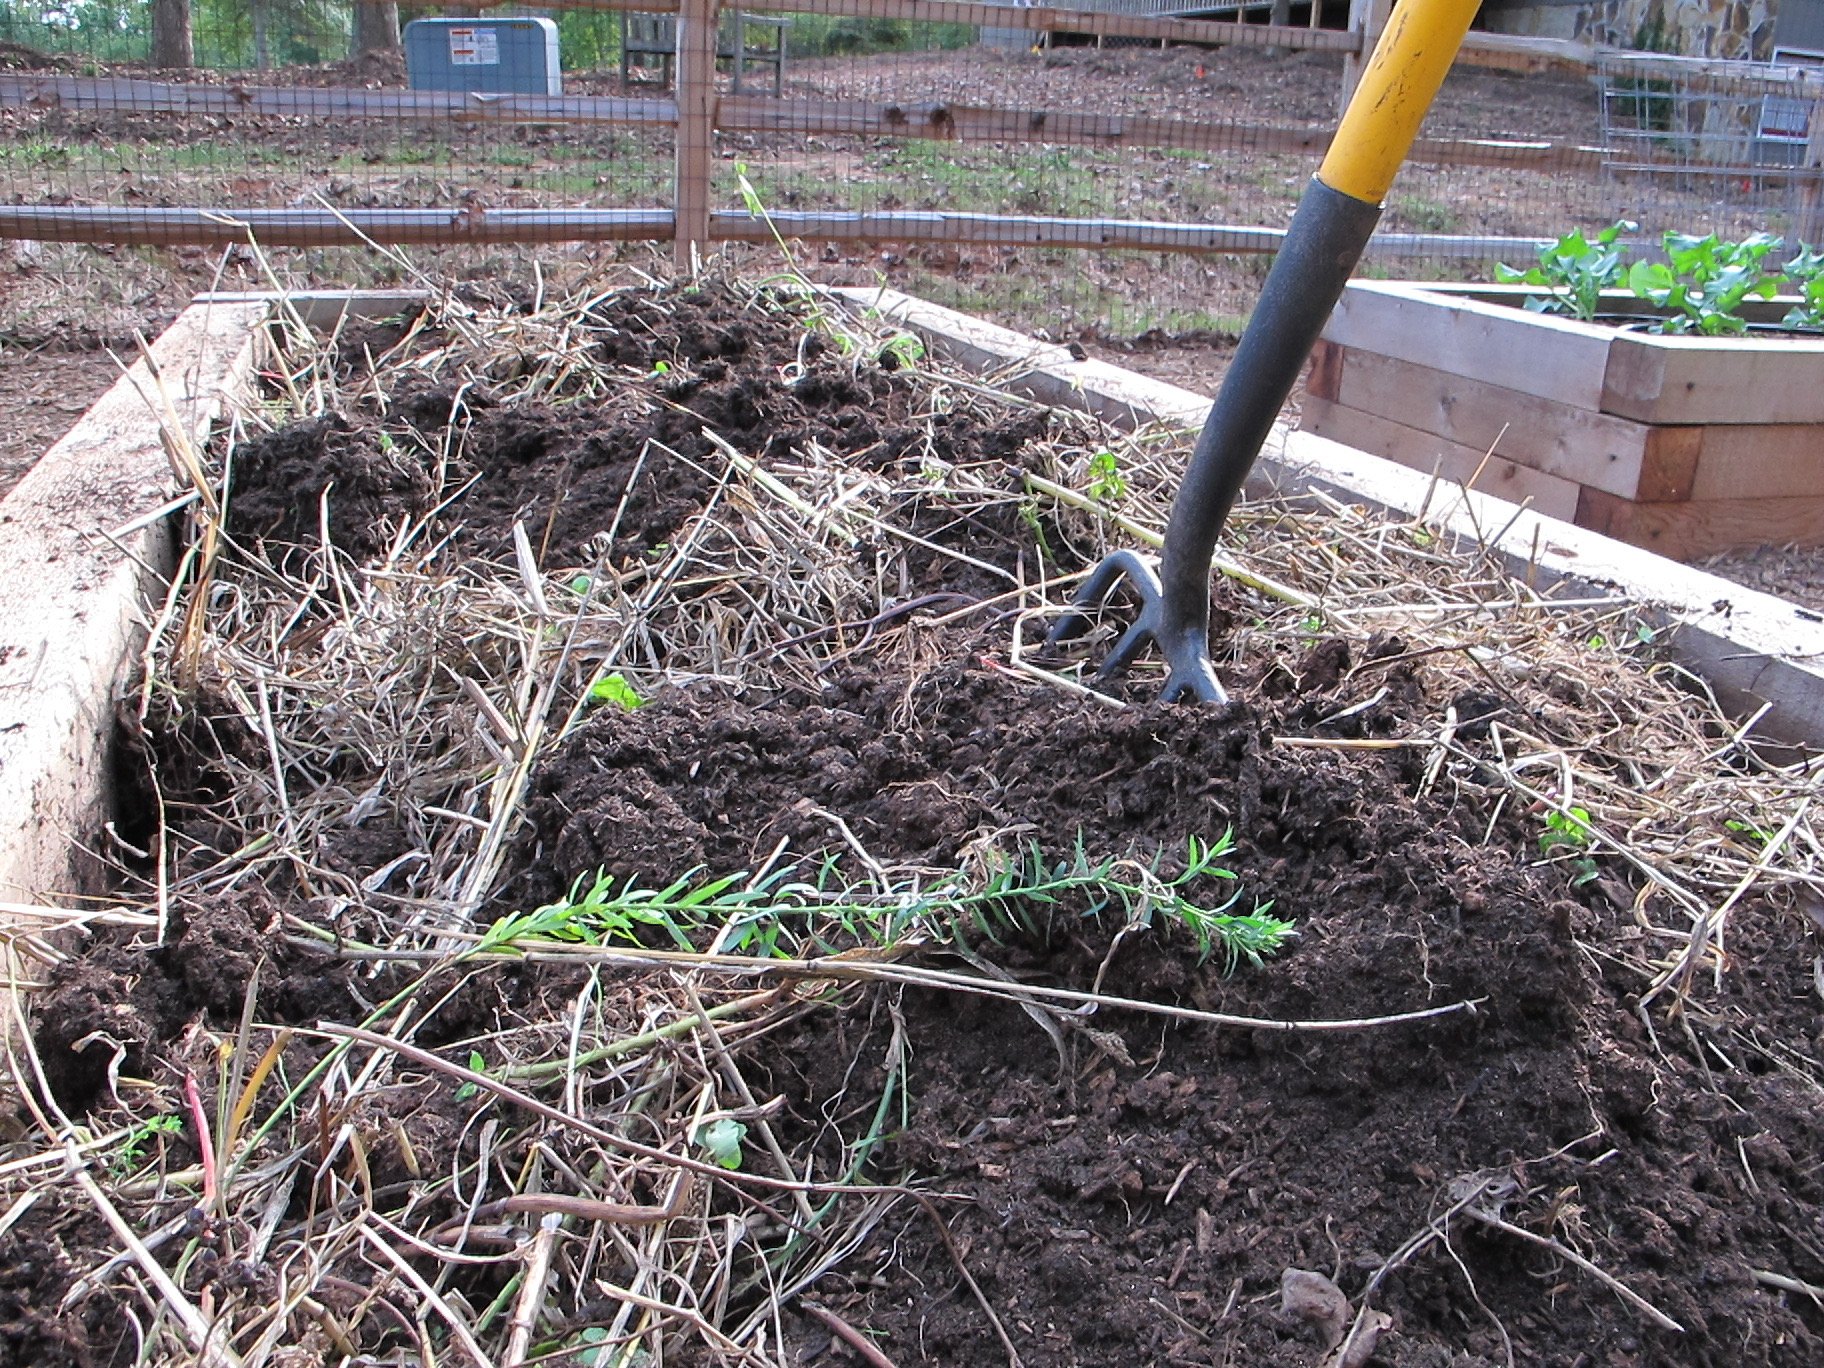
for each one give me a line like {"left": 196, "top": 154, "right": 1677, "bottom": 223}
{"left": 879, "top": 332, "right": 925, "bottom": 370}
{"left": 1539, "top": 806, "right": 1600, "bottom": 886}
{"left": 570, "top": 1326, "right": 616, "bottom": 1367}
{"left": 1495, "top": 220, "right": 1635, "bottom": 321}
{"left": 1085, "top": 449, "right": 1127, "bottom": 503}
{"left": 112, "top": 1113, "right": 183, "bottom": 1176}
{"left": 1781, "top": 245, "right": 1824, "bottom": 332}
{"left": 693, "top": 1117, "right": 748, "bottom": 1170}
{"left": 482, "top": 833, "right": 1292, "bottom": 970}
{"left": 586, "top": 672, "right": 646, "bottom": 710}
{"left": 1627, "top": 231, "right": 1788, "bottom": 335}
{"left": 1017, "top": 498, "right": 1055, "bottom": 562}
{"left": 454, "top": 1050, "right": 488, "bottom": 1101}
{"left": 1724, "top": 816, "right": 1772, "bottom": 845}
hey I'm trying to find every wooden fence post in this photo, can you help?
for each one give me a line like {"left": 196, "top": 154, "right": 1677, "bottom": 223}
{"left": 1340, "top": 0, "right": 1395, "bottom": 115}
{"left": 674, "top": 0, "right": 717, "bottom": 272}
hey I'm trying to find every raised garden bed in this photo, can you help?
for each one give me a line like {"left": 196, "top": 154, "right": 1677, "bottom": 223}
{"left": 2, "top": 277, "right": 1823, "bottom": 1368}
{"left": 1303, "top": 280, "right": 1824, "bottom": 561}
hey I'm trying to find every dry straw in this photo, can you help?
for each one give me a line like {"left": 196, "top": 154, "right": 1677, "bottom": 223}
{"left": 3, "top": 264, "right": 1817, "bottom": 1366}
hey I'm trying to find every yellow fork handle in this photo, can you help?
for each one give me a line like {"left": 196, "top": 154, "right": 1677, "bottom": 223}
{"left": 1319, "top": 0, "right": 1486, "bottom": 207}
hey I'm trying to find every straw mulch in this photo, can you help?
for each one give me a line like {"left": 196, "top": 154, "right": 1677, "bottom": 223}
{"left": 2, "top": 268, "right": 1819, "bottom": 1368}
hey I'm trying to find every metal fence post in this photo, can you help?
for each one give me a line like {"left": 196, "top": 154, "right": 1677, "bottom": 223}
{"left": 674, "top": 0, "right": 717, "bottom": 271}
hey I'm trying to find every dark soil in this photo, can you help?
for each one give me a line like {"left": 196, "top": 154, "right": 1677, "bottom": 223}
{"left": 513, "top": 657, "right": 1824, "bottom": 1368}
{"left": 224, "top": 284, "right": 1057, "bottom": 574}
{"left": 27, "top": 281, "right": 1824, "bottom": 1367}
{"left": 33, "top": 885, "right": 368, "bottom": 1115}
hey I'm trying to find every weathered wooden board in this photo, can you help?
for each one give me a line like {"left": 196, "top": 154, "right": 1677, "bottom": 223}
{"left": 1306, "top": 340, "right": 1697, "bottom": 502}
{"left": 852, "top": 286, "right": 1824, "bottom": 748}
{"left": 190, "top": 288, "right": 429, "bottom": 328}
{"left": 831, "top": 285, "right": 1214, "bottom": 429}
{"left": 1576, "top": 487, "right": 1824, "bottom": 560}
{"left": 1300, "top": 396, "right": 1583, "bottom": 520}
{"left": 1602, "top": 330, "right": 1824, "bottom": 426}
{"left": 0, "top": 299, "right": 270, "bottom": 905}
{"left": 1688, "top": 424, "right": 1824, "bottom": 501}
{"left": 1328, "top": 282, "right": 1824, "bottom": 428}
{"left": 1323, "top": 282, "right": 1613, "bottom": 412}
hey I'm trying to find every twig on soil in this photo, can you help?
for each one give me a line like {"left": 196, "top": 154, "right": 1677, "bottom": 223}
{"left": 502, "top": 1211, "right": 561, "bottom": 1368}
{"left": 800, "top": 1302, "right": 901, "bottom": 1368}
{"left": 318, "top": 939, "right": 1486, "bottom": 1035}
{"left": 1751, "top": 1268, "right": 1824, "bottom": 1305}
{"left": 1460, "top": 1200, "right": 1684, "bottom": 1333}
{"left": 68, "top": 1153, "right": 243, "bottom": 1368}
{"left": 915, "top": 1194, "right": 1026, "bottom": 1368}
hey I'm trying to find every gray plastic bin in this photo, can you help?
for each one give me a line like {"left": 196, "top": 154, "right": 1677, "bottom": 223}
{"left": 404, "top": 18, "right": 562, "bottom": 96}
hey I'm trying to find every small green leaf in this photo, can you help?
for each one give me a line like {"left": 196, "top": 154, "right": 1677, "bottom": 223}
{"left": 1628, "top": 260, "right": 1672, "bottom": 296}
{"left": 456, "top": 1049, "right": 486, "bottom": 1101}
{"left": 695, "top": 1118, "right": 747, "bottom": 1170}
{"left": 588, "top": 673, "right": 646, "bottom": 710}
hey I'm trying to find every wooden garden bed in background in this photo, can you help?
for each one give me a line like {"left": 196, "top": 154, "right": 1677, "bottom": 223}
{"left": 1303, "top": 281, "right": 1824, "bottom": 562}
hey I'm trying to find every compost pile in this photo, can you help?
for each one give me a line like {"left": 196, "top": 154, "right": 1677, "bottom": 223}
{"left": 6, "top": 273, "right": 1823, "bottom": 1368}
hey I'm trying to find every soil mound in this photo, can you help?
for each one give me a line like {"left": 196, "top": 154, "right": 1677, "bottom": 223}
{"left": 511, "top": 661, "right": 1824, "bottom": 1366}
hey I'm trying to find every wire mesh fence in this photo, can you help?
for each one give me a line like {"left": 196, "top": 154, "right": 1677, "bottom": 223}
{"left": 1599, "top": 50, "right": 1824, "bottom": 247}
{"left": 1, "top": 1, "right": 1821, "bottom": 332}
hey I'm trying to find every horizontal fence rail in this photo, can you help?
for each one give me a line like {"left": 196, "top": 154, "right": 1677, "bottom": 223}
{"left": 0, "top": 0, "right": 1814, "bottom": 262}
{"left": 0, "top": 72, "right": 1606, "bottom": 171}
{"left": 0, "top": 202, "right": 1556, "bottom": 258}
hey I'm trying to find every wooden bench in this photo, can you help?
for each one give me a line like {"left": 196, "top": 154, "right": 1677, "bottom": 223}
{"left": 619, "top": 12, "right": 788, "bottom": 96}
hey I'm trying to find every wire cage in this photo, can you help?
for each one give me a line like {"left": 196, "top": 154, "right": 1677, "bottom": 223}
{"left": 1599, "top": 49, "right": 1824, "bottom": 245}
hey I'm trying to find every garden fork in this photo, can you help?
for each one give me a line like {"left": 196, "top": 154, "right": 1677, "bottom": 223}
{"left": 1050, "top": 0, "right": 1487, "bottom": 701}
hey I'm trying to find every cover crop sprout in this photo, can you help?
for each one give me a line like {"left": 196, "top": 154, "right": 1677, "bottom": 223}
{"left": 486, "top": 833, "right": 1291, "bottom": 970}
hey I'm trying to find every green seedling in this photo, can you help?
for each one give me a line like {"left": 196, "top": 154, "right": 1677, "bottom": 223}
{"left": 112, "top": 1113, "right": 183, "bottom": 1176}
{"left": 1085, "top": 449, "right": 1127, "bottom": 503}
{"left": 1017, "top": 499, "right": 1055, "bottom": 562}
{"left": 1496, "top": 220, "right": 1635, "bottom": 321}
{"left": 454, "top": 1050, "right": 487, "bottom": 1101}
{"left": 693, "top": 1117, "right": 747, "bottom": 1170}
{"left": 880, "top": 332, "right": 925, "bottom": 369}
{"left": 650, "top": 359, "right": 671, "bottom": 376}
{"left": 587, "top": 673, "right": 646, "bottom": 710}
{"left": 1539, "top": 806, "right": 1594, "bottom": 851}
{"left": 1539, "top": 806, "right": 1600, "bottom": 886}
{"left": 568, "top": 1327, "right": 622, "bottom": 1367}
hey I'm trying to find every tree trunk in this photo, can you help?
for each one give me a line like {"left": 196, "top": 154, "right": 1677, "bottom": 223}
{"left": 150, "top": 0, "right": 193, "bottom": 69}
{"left": 353, "top": 2, "right": 403, "bottom": 55}
{"left": 252, "top": 0, "right": 270, "bottom": 70}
